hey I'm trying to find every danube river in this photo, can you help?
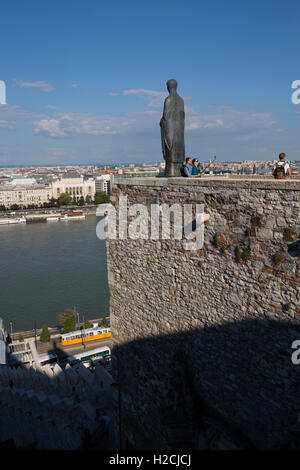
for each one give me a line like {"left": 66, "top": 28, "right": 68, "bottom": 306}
{"left": 0, "top": 215, "right": 109, "bottom": 332}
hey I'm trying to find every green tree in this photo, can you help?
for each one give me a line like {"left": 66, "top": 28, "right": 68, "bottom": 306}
{"left": 100, "top": 317, "right": 109, "bottom": 327}
{"left": 57, "top": 193, "right": 72, "bottom": 206}
{"left": 10, "top": 204, "right": 20, "bottom": 210}
{"left": 0, "top": 205, "right": 6, "bottom": 211}
{"left": 49, "top": 197, "right": 58, "bottom": 207}
{"left": 59, "top": 308, "right": 76, "bottom": 333}
{"left": 84, "top": 319, "right": 91, "bottom": 329}
{"left": 40, "top": 325, "right": 51, "bottom": 342}
{"left": 78, "top": 196, "right": 85, "bottom": 206}
{"left": 18, "top": 334, "right": 24, "bottom": 342}
{"left": 94, "top": 191, "right": 110, "bottom": 204}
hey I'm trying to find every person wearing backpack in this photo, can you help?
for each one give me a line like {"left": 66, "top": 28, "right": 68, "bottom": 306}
{"left": 273, "top": 153, "right": 291, "bottom": 179}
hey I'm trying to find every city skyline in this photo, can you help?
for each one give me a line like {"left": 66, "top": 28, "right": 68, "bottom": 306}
{"left": 1, "top": 0, "right": 300, "bottom": 165}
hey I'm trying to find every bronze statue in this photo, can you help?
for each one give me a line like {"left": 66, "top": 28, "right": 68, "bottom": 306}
{"left": 160, "top": 79, "right": 185, "bottom": 177}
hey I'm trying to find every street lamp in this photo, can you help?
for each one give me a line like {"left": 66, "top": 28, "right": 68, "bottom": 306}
{"left": 34, "top": 320, "right": 37, "bottom": 347}
{"left": 82, "top": 314, "right": 86, "bottom": 350}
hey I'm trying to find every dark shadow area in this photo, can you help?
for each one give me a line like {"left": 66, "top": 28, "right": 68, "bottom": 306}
{"left": 0, "top": 338, "right": 113, "bottom": 451}
{"left": 45, "top": 340, "right": 72, "bottom": 365}
{"left": 1, "top": 316, "right": 300, "bottom": 450}
{"left": 288, "top": 239, "right": 300, "bottom": 258}
{"left": 112, "top": 317, "right": 300, "bottom": 450}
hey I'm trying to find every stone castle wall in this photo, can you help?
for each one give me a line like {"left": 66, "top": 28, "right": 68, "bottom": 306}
{"left": 106, "top": 176, "right": 300, "bottom": 449}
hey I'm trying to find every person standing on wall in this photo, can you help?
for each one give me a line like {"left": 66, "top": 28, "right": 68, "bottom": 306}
{"left": 273, "top": 153, "right": 292, "bottom": 179}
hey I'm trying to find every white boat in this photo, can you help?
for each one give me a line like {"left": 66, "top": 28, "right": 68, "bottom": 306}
{"left": 10, "top": 217, "right": 26, "bottom": 224}
{"left": 61, "top": 212, "right": 85, "bottom": 220}
{"left": 46, "top": 217, "right": 60, "bottom": 222}
{"left": 0, "top": 217, "right": 26, "bottom": 225}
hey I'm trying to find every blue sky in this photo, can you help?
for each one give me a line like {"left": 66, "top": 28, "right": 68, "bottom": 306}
{"left": 0, "top": 0, "right": 300, "bottom": 165}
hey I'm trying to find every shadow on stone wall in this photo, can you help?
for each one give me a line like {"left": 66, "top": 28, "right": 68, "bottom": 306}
{"left": 113, "top": 317, "right": 300, "bottom": 450}
{"left": 2, "top": 315, "right": 300, "bottom": 451}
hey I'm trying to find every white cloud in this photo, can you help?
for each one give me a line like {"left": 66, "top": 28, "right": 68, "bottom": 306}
{"left": 185, "top": 107, "right": 276, "bottom": 136}
{"left": 33, "top": 119, "right": 67, "bottom": 137}
{"left": 0, "top": 104, "right": 46, "bottom": 130}
{"left": 124, "top": 89, "right": 167, "bottom": 108}
{"left": 15, "top": 80, "right": 54, "bottom": 92}
{"left": 123, "top": 88, "right": 192, "bottom": 108}
{"left": 32, "top": 105, "right": 277, "bottom": 141}
{"left": 0, "top": 120, "right": 16, "bottom": 130}
{"left": 72, "top": 84, "right": 79, "bottom": 88}
{"left": 33, "top": 110, "right": 160, "bottom": 138}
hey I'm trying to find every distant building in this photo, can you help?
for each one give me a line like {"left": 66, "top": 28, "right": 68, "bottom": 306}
{"left": 52, "top": 175, "right": 96, "bottom": 201}
{"left": 95, "top": 175, "right": 111, "bottom": 195}
{"left": 7, "top": 178, "right": 37, "bottom": 185}
{"left": 0, "top": 184, "right": 52, "bottom": 208}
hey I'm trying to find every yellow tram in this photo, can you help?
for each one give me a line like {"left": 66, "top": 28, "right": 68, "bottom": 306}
{"left": 61, "top": 326, "right": 112, "bottom": 347}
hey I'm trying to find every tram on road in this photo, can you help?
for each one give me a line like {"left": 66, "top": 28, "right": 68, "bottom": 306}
{"left": 60, "top": 326, "right": 112, "bottom": 347}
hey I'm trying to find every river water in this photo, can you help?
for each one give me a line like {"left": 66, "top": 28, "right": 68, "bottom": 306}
{"left": 0, "top": 215, "right": 109, "bottom": 332}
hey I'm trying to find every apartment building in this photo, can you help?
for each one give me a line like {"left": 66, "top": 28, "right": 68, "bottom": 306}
{"left": 95, "top": 175, "right": 111, "bottom": 195}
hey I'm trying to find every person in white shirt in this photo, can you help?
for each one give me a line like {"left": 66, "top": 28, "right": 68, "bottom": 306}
{"left": 273, "top": 153, "right": 292, "bottom": 179}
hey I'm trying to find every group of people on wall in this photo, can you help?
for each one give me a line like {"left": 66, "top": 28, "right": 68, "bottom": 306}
{"left": 181, "top": 153, "right": 292, "bottom": 179}
{"left": 182, "top": 157, "right": 202, "bottom": 177}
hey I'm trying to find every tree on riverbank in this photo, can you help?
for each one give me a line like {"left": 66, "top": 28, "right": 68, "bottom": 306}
{"left": 100, "top": 317, "right": 109, "bottom": 327}
{"left": 40, "top": 325, "right": 50, "bottom": 342}
{"left": 59, "top": 309, "right": 76, "bottom": 333}
{"left": 94, "top": 191, "right": 110, "bottom": 204}
{"left": 57, "top": 193, "right": 72, "bottom": 206}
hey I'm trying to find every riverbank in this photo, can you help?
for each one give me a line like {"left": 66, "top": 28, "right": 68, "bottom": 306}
{"left": 8, "top": 316, "right": 110, "bottom": 342}
{"left": 0, "top": 204, "right": 96, "bottom": 217}
{"left": 0, "top": 205, "right": 97, "bottom": 224}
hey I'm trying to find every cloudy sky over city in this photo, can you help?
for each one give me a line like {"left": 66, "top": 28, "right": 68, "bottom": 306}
{"left": 0, "top": 0, "right": 299, "bottom": 165}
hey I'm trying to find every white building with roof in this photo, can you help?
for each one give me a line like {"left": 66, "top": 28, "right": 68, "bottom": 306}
{"left": 52, "top": 175, "right": 96, "bottom": 201}
{"left": 0, "top": 184, "right": 52, "bottom": 208}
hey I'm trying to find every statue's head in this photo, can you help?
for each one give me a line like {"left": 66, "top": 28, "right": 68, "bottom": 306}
{"left": 166, "top": 79, "right": 178, "bottom": 93}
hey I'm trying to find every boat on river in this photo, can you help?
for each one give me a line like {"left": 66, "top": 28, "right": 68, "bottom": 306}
{"left": 0, "top": 217, "right": 26, "bottom": 225}
{"left": 61, "top": 211, "right": 85, "bottom": 220}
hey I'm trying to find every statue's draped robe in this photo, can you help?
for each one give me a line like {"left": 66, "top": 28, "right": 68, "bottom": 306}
{"left": 160, "top": 93, "right": 185, "bottom": 177}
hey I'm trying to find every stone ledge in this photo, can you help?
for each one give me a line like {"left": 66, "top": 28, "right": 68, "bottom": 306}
{"left": 114, "top": 176, "right": 300, "bottom": 191}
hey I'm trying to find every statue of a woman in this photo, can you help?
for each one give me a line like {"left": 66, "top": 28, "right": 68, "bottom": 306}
{"left": 160, "top": 79, "right": 185, "bottom": 177}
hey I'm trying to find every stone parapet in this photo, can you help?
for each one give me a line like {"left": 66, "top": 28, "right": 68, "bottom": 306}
{"left": 107, "top": 176, "right": 300, "bottom": 449}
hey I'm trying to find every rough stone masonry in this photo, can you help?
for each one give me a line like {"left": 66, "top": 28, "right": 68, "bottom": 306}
{"left": 106, "top": 176, "right": 300, "bottom": 449}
